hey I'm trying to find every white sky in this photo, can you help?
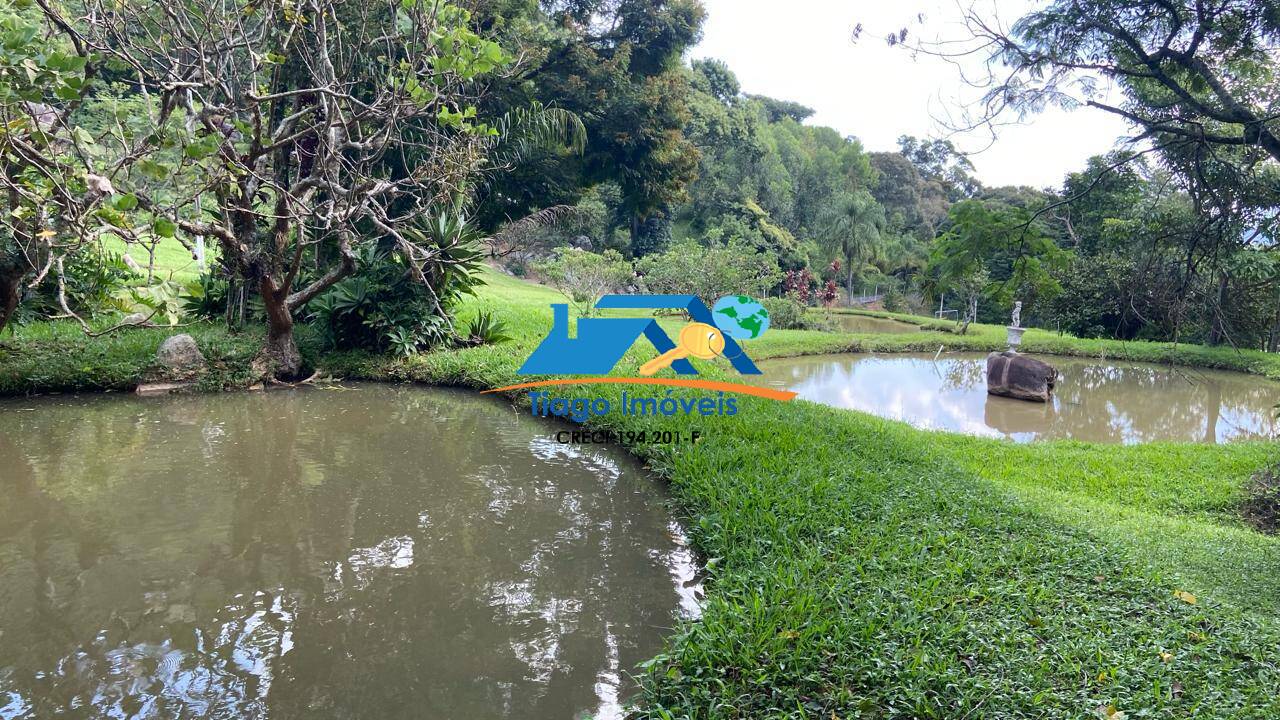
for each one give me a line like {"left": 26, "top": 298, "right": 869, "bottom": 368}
{"left": 692, "top": 0, "right": 1134, "bottom": 190}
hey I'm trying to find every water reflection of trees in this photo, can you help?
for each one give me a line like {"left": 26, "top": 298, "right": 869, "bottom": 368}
{"left": 1048, "top": 359, "right": 1279, "bottom": 443}
{"left": 758, "top": 353, "right": 1280, "bottom": 443}
{"left": 937, "top": 358, "right": 987, "bottom": 392}
{"left": 0, "top": 388, "right": 692, "bottom": 719}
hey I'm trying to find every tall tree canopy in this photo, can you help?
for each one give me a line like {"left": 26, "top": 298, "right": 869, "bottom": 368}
{"left": 468, "top": 0, "right": 706, "bottom": 254}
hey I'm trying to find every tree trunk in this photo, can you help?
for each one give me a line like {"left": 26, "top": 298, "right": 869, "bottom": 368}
{"left": 252, "top": 276, "right": 303, "bottom": 379}
{"left": 0, "top": 264, "right": 24, "bottom": 335}
{"left": 225, "top": 276, "right": 246, "bottom": 330}
{"left": 1269, "top": 294, "right": 1280, "bottom": 353}
{"left": 958, "top": 293, "right": 977, "bottom": 335}
{"left": 1207, "top": 273, "right": 1229, "bottom": 346}
{"left": 845, "top": 263, "right": 855, "bottom": 307}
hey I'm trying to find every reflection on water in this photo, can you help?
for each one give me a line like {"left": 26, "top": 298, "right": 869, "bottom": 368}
{"left": 756, "top": 353, "right": 1280, "bottom": 444}
{"left": 0, "top": 385, "right": 699, "bottom": 719}
{"left": 829, "top": 314, "right": 919, "bottom": 334}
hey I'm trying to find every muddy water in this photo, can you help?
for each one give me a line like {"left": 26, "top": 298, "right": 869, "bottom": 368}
{"left": 0, "top": 385, "right": 699, "bottom": 719}
{"left": 755, "top": 352, "right": 1280, "bottom": 444}
{"left": 829, "top": 314, "right": 920, "bottom": 334}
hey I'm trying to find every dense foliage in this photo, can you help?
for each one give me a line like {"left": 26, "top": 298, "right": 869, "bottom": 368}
{"left": 472, "top": 1, "right": 1280, "bottom": 349}
{"left": 4, "top": 0, "right": 1276, "bottom": 354}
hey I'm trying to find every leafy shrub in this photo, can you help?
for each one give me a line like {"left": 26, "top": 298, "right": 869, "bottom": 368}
{"left": 782, "top": 269, "right": 816, "bottom": 304}
{"left": 106, "top": 277, "right": 197, "bottom": 326}
{"left": 309, "top": 250, "right": 450, "bottom": 355}
{"left": 762, "top": 296, "right": 805, "bottom": 330}
{"left": 818, "top": 279, "right": 840, "bottom": 308}
{"left": 16, "top": 250, "right": 133, "bottom": 324}
{"left": 181, "top": 271, "right": 230, "bottom": 320}
{"left": 636, "top": 238, "right": 782, "bottom": 307}
{"left": 533, "top": 248, "right": 633, "bottom": 316}
{"left": 883, "top": 284, "right": 906, "bottom": 312}
{"left": 1243, "top": 467, "right": 1280, "bottom": 535}
{"left": 307, "top": 212, "right": 485, "bottom": 355}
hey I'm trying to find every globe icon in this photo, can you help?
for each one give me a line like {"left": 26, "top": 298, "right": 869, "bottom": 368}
{"left": 712, "top": 295, "right": 770, "bottom": 340}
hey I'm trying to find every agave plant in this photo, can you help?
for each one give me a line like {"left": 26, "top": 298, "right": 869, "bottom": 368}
{"left": 307, "top": 210, "right": 487, "bottom": 354}
{"left": 461, "top": 310, "right": 510, "bottom": 346}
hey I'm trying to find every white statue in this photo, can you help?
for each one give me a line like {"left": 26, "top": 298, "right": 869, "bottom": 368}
{"left": 1011, "top": 301, "right": 1022, "bottom": 328}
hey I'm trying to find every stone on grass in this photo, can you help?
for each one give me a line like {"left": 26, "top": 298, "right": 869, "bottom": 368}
{"left": 156, "top": 334, "right": 206, "bottom": 374}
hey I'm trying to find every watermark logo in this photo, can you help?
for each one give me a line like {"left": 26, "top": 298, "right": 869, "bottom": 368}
{"left": 481, "top": 293, "right": 795, "bottom": 404}
{"left": 518, "top": 294, "right": 768, "bottom": 376}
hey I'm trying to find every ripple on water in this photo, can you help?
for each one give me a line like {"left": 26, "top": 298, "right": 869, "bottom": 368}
{"left": 0, "top": 384, "right": 701, "bottom": 719}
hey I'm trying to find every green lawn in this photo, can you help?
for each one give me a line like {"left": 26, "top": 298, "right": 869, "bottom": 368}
{"left": 0, "top": 318, "right": 275, "bottom": 394}
{"left": 4, "top": 270, "right": 1280, "bottom": 717}
{"left": 821, "top": 306, "right": 1280, "bottom": 379}
{"left": 100, "top": 235, "right": 208, "bottom": 283}
{"left": 346, "top": 272, "right": 1280, "bottom": 718}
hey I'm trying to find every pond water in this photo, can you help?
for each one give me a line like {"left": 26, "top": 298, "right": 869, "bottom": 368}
{"left": 0, "top": 385, "right": 699, "bottom": 719}
{"left": 754, "top": 352, "right": 1280, "bottom": 444}
{"left": 828, "top": 314, "right": 920, "bottom": 334}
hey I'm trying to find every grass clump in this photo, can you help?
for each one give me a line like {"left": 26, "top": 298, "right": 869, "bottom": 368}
{"left": 1242, "top": 467, "right": 1280, "bottom": 535}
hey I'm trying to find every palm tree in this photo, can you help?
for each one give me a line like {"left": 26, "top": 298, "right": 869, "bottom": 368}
{"left": 822, "top": 189, "right": 886, "bottom": 305}
{"left": 486, "top": 101, "right": 587, "bottom": 173}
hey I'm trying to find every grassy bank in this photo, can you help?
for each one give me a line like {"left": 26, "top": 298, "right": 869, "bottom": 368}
{"left": 4, "top": 272, "right": 1280, "bottom": 717}
{"left": 7, "top": 268, "right": 1278, "bottom": 393}
{"left": 820, "top": 306, "right": 1280, "bottom": 379}
{"left": 335, "top": 274, "right": 1280, "bottom": 717}
{"left": 0, "top": 320, "right": 325, "bottom": 395}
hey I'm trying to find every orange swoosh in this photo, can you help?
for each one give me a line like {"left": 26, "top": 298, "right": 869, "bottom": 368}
{"left": 480, "top": 377, "right": 796, "bottom": 401}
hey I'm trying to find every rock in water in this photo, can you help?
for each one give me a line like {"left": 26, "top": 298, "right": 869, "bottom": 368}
{"left": 156, "top": 334, "right": 206, "bottom": 375}
{"left": 986, "top": 350, "right": 1056, "bottom": 402}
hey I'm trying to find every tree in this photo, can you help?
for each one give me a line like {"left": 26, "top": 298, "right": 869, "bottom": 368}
{"left": 535, "top": 247, "right": 633, "bottom": 316}
{"left": 907, "top": 0, "right": 1279, "bottom": 213}
{"left": 1051, "top": 157, "right": 1278, "bottom": 346}
{"left": 867, "top": 153, "right": 925, "bottom": 233}
{"left": 469, "top": 0, "right": 706, "bottom": 254}
{"left": 0, "top": 3, "right": 111, "bottom": 333}
{"left": 48, "top": 0, "right": 509, "bottom": 377}
{"left": 928, "top": 200, "right": 1066, "bottom": 323}
{"left": 746, "top": 94, "right": 815, "bottom": 123}
{"left": 949, "top": 266, "right": 990, "bottom": 335}
{"left": 691, "top": 58, "right": 740, "bottom": 103}
{"left": 821, "top": 189, "right": 885, "bottom": 304}
{"left": 897, "top": 135, "right": 979, "bottom": 201}
{"left": 890, "top": 0, "right": 1280, "bottom": 344}
{"left": 1023, "top": 1, "right": 1278, "bottom": 161}
{"left": 635, "top": 238, "right": 782, "bottom": 307}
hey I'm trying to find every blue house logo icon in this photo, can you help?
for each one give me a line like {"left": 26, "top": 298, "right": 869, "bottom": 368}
{"left": 518, "top": 295, "right": 762, "bottom": 376}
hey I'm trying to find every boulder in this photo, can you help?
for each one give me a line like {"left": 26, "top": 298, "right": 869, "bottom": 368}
{"left": 156, "top": 334, "right": 206, "bottom": 375}
{"left": 121, "top": 312, "right": 151, "bottom": 326}
{"left": 986, "top": 350, "right": 1056, "bottom": 403}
